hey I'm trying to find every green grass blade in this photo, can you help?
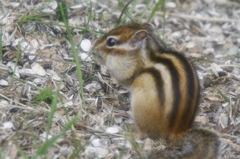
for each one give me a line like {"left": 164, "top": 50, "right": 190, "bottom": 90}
{"left": 17, "top": 0, "right": 52, "bottom": 24}
{"left": 138, "top": 0, "right": 154, "bottom": 23}
{"left": 83, "top": 1, "right": 92, "bottom": 35}
{"left": 117, "top": 0, "right": 142, "bottom": 26}
{"left": 59, "top": 2, "right": 84, "bottom": 100}
{"left": 147, "top": 0, "right": 166, "bottom": 22}
{"left": 17, "top": 1, "right": 89, "bottom": 25}
{"left": 56, "top": 0, "right": 68, "bottom": 22}
{"left": 212, "top": 85, "right": 230, "bottom": 103}
{"left": 37, "top": 114, "right": 79, "bottom": 155}
{"left": 117, "top": 0, "right": 134, "bottom": 25}
{"left": 46, "top": 89, "right": 59, "bottom": 140}
{"left": 32, "top": 87, "right": 53, "bottom": 104}
{"left": 217, "top": 88, "right": 230, "bottom": 103}
{"left": 17, "top": 146, "right": 28, "bottom": 159}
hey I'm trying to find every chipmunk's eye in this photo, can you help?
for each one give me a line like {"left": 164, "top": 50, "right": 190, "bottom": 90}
{"left": 107, "top": 38, "right": 116, "bottom": 47}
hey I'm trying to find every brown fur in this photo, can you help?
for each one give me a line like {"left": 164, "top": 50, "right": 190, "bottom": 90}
{"left": 93, "top": 23, "right": 219, "bottom": 159}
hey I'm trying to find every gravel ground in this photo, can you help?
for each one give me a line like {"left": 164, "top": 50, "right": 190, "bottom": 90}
{"left": 0, "top": 0, "right": 240, "bottom": 158}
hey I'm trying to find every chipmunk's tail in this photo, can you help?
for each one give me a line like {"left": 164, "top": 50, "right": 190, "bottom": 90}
{"left": 148, "top": 128, "right": 219, "bottom": 159}
{"left": 179, "top": 128, "right": 219, "bottom": 159}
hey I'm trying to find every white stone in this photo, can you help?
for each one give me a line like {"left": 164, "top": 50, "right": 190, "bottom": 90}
{"left": 3, "top": 121, "right": 14, "bottom": 129}
{"left": 28, "top": 49, "right": 37, "bottom": 61}
{"left": 106, "top": 127, "right": 119, "bottom": 134}
{"left": 31, "top": 63, "right": 46, "bottom": 76}
{"left": 40, "top": 132, "right": 52, "bottom": 141}
{"left": 186, "top": 42, "right": 196, "bottom": 48}
{"left": 0, "top": 79, "right": 9, "bottom": 86}
{"left": 70, "top": 4, "right": 83, "bottom": 9}
{"left": 166, "top": 2, "right": 176, "bottom": 8}
{"left": 79, "top": 53, "right": 91, "bottom": 61}
{"left": 91, "top": 139, "right": 101, "bottom": 147}
{"left": 0, "top": 100, "right": 9, "bottom": 107}
{"left": 18, "top": 68, "right": 35, "bottom": 75}
{"left": 80, "top": 39, "right": 91, "bottom": 52}
{"left": 10, "top": 2, "right": 20, "bottom": 8}
{"left": 85, "top": 147, "right": 109, "bottom": 158}
{"left": 20, "top": 41, "right": 30, "bottom": 50}
{"left": 219, "top": 113, "right": 228, "bottom": 129}
{"left": 47, "top": 70, "right": 62, "bottom": 81}
{"left": 211, "top": 63, "right": 223, "bottom": 72}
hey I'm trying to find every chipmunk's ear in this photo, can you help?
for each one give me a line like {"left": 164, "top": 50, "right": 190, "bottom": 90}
{"left": 131, "top": 29, "right": 148, "bottom": 47}
{"left": 141, "top": 23, "right": 155, "bottom": 32}
{"left": 134, "top": 30, "right": 148, "bottom": 41}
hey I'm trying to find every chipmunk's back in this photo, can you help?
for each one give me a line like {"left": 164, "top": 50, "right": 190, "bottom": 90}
{"left": 131, "top": 49, "right": 199, "bottom": 138}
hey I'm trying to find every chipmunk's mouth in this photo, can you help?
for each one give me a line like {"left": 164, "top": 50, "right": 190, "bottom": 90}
{"left": 92, "top": 50, "right": 106, "bottom": 65}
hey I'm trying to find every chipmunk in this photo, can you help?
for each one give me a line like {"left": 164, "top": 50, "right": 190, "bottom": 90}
{"left": 93, "top": 23, "right": 219, "bottom": 159}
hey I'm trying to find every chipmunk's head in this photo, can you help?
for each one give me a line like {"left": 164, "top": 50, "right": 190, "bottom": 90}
{"left": 93, "top": 23, "right": 155, "bottom": 65}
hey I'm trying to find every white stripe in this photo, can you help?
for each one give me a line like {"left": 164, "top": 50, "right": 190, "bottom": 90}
{"left": 154, "top": 64, "right": 173, "bottom": 115}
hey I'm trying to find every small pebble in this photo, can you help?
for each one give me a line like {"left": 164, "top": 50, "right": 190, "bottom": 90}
{"left": 3, "top": 121, "right": 14, "bottom": 129}
{"left": 79, "top": 53, "right": 91, "bottom": 61}
{"left": 91, "top": 139, "right": 101, "bottom": 147}
{"left": 0, "top": 79, "right": 9, "bottom": 86}
{"left": 106, "top": 127, "right": 119, "bottom": 134}
{"left": 166, "top": 2, "right": 176, "bottom": 9}
{"left": 80, "top": 39, "right": 91, "bottom": 52}
{"left": 31, "top": 63, "right": 46, "bottom": 76}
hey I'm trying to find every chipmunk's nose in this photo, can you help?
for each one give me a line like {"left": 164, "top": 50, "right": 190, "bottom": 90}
{"left": 90, "top": 48, "right": 105, "bottom": 65}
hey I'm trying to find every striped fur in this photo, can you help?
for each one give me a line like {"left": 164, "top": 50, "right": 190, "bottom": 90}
{"left": 93, "top": 23, "right": 218, "bottom": 159}
{"left": 94, "top": 23, "right": 199, "bottom": 137}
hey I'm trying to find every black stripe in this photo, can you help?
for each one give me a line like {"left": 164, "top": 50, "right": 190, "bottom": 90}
{"left": 146, "top": 34, "right": 199, "bottom": 131}
{"left": 139, "top": 68, "right": 165, "bottom": 107}
{"left": 145, "top": 36, "right": 181, "bottom": 129}
{"left": 168, "top": 51, "right": 199, "bottom": 128}
{"left": 148, "top": 50, "right": 181, "bottom": 129}
{"left": 123, "top": 66, "right": 142, "bottom": 86}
